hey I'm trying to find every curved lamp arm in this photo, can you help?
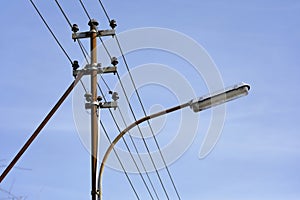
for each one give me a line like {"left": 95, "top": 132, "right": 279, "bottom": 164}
{"left": 97, "top": 82, "right": 250, "bottom": 199}
{"left": 97, "top": 101, "right": 191, "bottom": 199}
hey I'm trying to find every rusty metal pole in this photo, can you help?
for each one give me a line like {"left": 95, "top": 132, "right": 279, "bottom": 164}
{"left": 0, "top": 72, "right": 83, "bottom": 183}
{"left": 89, "top": 19, "right": 99, "bottom": 200}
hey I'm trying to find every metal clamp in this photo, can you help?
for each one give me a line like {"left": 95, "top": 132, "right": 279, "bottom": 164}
{"left": 99, "top": 101, "right": 118, "bottom": 110}
{"left": 73, "top": 64, "right": 117, "bottom": 77}
{"left": 85, "top": 101, "right": 99, "bottom": 109}
{"left": 72, "top": 29, "right": 115, "bottom": 41}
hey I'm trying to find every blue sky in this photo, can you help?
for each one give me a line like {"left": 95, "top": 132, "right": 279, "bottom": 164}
{"left": 1, "top": 0, "right": 300, "bottom": 199}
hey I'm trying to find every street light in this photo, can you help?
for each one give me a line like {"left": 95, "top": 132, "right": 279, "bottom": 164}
{"left": 190, "top": 82, "right": 250, "bottom": 112}
{"left": 97, "top": 82, "right": 250, "bottom": 199}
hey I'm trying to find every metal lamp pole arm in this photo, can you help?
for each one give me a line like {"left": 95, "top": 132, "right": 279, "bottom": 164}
{"left": 97, "top": 82, "right": 250, "bottom": 199}
{"left": 97, "top": 101, "right": 191, "bottom": 199}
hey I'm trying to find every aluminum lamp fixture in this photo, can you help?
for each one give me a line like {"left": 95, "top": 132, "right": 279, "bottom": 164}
{"left": 190, "top": 82, "right": 250, "bottom": 112}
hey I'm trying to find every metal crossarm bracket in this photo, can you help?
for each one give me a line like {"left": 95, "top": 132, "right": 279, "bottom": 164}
{"left": 100, "top": 101, "right": 118, "bottom": 109}
{"left": 85, "top": 101, "right": 100, "bottom": 109}
{"left": 72, "top": 29, "right": 115, "bottom": 40}
{"left": 72, "top": 31, "right": 91, "bottom": 39}
{"left": 86, "top": 101, "right": 118, "bottom": 110}
{"left": 99, "top": 66, "right": 117, "bottom": 74}
{"left": 73, "top": 65, "right": 117, "bottom": 77}
{"left": 98, "top": 29, "right": 115, "bottom": 37}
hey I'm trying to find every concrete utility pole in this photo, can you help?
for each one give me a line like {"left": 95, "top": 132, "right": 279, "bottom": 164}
{"left": 89, "top": 19, "right": 99, "bottom": 200}
{"left": 72, "top": 19, "right": 117, "bottom": 200}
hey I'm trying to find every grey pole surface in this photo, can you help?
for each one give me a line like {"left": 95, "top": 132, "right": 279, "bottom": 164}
{"left": 89, "top": 19, "right": 99, "bottom": 200}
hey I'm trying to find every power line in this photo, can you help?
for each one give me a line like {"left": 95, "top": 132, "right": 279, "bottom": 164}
{"left": 96, "top": 32, "right": 161, "bottom": 198}
{"left": 79, "top": 79, "right": 88, "bottom": 93}
{"left": 116, "top": 72, "right": 170, "bottom": 199}
{"left": 95, "top": 18, "right": 161, "bottom": 200}
{"left": 99, "top": 37, "right": 112, "bottom": 59}
{"left": 97, "top": 0, "right": 111, "bottom": 23}
{"left": 87, "top": 8, "right": 162, "bottom": 197}
{"left": 97, "top": 79, "right": 148, "bottom": 199}
{"left": 99, "top": 121, "right": 140, "bottom": 200}
{"left": 117, "top": 108, "right": 160, "bottom": 200}
{"left": 93, "top": 3, "right": 171, "bottom": 194}
{"left": 53, "top": 0, "right": 179, "bottom": 198}
{"left": 79, "top": 0, "right": 92, "bottom": 21}
{"left": 97, "top": 83, "right": 156, "bottom": 200}
{"left": 54, "top": 0, "right": 72, "bottom": 27}
{"left": 54, "top": 0, "right": 90, "bottom": 64}
{"left": 0, "top": 0, "right": 85, "bottom": 183}
{"left": 72, "top": 9, "right": 159, "bottom": 194}
{"left": 94, "top": 4, "right": 178, "bottom": 196}
{"left": 95, "top": 36, "right": 161, "bottom": 197}
{"left": 77, "top": 40, "right": 90, "bottom": 64}
{"left": 115, "top": 34, "right": 181, "bottom": 199}
{"left": 29, "top": 0, "right": 73, "bottom": 64}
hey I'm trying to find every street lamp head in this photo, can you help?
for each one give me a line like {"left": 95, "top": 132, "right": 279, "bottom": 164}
{"left": 190, "top": 82, "right": 250, "bottom": 112}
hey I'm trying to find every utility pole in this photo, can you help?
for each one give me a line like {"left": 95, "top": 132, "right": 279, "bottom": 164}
{"left": 89, "top": 19, "right": 99, "bottom": 200}
{"left": 72, "top": 19, "right": 117, "bottom": 200}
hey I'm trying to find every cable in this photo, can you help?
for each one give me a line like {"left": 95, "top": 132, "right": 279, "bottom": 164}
{"left": 75, "top": 1, "right": 179, "bottom": 198}
{"left": 77, "top": 40, "right": 90, "bottom": 64}
{"left": 54, "top": 0, "right": 90, "bottom": 64}
{"left": 95, "top": 26, "right": 161, "bottom": 199}
{"left": 78, "top": 77, "right": 143, "bottom": 199}
{"left": 99, "top": 37, "right": 112, "bottom": 60}
{"left": 97, "top": 0, "right": 111, "bottom": 23}
{"left": 92, "top": 5, "right": 174, "bottom": 195}
{"left": 54, "top": 0, "right": 72, "bottom": 27}
{"left": 99, "top": 76, "right": 110, "bottom": 92}
{"left": 115, "top": 35, "right": 181, "bottom": 199}
{"left": 99, "top": 121, "right": 140, "bottom": 200}
{"left": 97, "top": 83, "right": 155, "bottom": 200}
{"left": 117, "top": 108, "right": 160, "bottom": 200}
{"left": 80, "top": 79, "right": 88, "bottom": 93}
{"left": 29, "top": 0, "right": 73, "bottom": 64}
{"left": 116, "top": 72, "right": 170, "bottom": 199}
{"left": 1, "top": 0, "right": 83, "bottom": 182}
{"left": 79, "top": 0, "right": 92, "bottom": 21}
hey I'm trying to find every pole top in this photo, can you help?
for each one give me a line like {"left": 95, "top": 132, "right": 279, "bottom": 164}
{"left": 88, "top": 19, "right": 99, "bottom": 27}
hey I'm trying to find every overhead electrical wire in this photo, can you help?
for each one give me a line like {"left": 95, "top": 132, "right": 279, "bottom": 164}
{"left": 75, "top": 1, "right": 157, "bottom": 198}
{"left": 54, "top": 0, "right": 90, "bottom": 64}
{"left": 115, "top": 28, "right": 181, "bottom": 200}
{"left": 29, "top": 0, "right": 73, "bottom": 64}
{"left": 117, "top": 108, "right": 160, "bottom": 199}
{"left": 99, "top": 121, "right": 140, "bottom": 200}
{"left": 54, "top": 0, "right": 72, "bottom": 26}
{"left": 97, "top": 84, "right": 155, "bottom": 200}
{"left": 115, "top": 72, "right": 170, "bottom": 199}
{"left": 53, "top": 2, "right": 140, "bottom": 196}
{"left": 0, "top": 0, "right": 87, "bottom": 183}
{"left": 52, "top": 0, "right": 180, "bottom": 199}
{"left": 96, "top": 19, "right": 161, "bottom": 200}
{"left": 98, "top": 0, "right": 181, "bottom": 197}
{"left": 97, "top": 0, "right": 110, "bottom": 23}
{"left": 99, "top": 37, "right": 112, "bottom": 60}
{"left": 54, "top": 0, "right": 88, "bottom": 94}
{"left": 97, "top": 32, "right": 161, "bottom": 198}
{"left": 96, "top": 0, "right": 181, "bottom": 199}
{"left": 96, "top": 39, "right": 161, "bottom": 197}
{"left": 79, "top": 0, "right": 92, "bottom": 21}
{"left": 77, "top": 40, "right": 90, "bottom": 64}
